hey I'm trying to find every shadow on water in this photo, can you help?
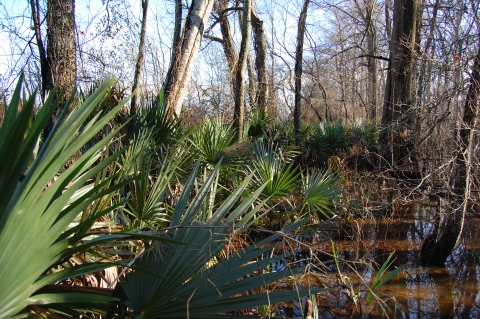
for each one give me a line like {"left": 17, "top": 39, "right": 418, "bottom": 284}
{"left": 326, "top": 202, "right": 480, "bottom": 318}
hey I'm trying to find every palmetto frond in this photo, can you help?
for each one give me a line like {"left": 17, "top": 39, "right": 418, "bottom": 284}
{"left": 0, "top": 76, "right": 130, "bottom": 317}
{"left": 121, "top": 163, "right": 330, "bottom": 318}
{"left": 300, "top": 169, "right": 342, "bottom": 220}
{"left": 187, "top": 116, "right": 235, "bottom": 166}
{"left": 247, "top": 140, "right": 300, "bottom": 199}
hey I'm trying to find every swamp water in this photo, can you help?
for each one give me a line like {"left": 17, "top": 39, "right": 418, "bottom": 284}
{"left": 308, "top": 202, "right": 480, "bottom": 318}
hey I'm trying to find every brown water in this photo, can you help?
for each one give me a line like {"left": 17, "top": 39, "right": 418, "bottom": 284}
{"left": 321, "top": 202, "right": 480, "bottom": 318}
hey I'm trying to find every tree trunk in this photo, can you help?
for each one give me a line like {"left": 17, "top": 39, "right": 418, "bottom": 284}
{"left": 421, "top": 45, "right": 480, "bottom": 265}
{"left": 294, "top": 0, "right": 310, "bottom": 147}
{"left": 251, "top": 6, "right": 269, "bottom": 112}
{"left": 365, "top": 0, "right": 378, "bottom": 121}
{"left": 379, "top": 0, "right": 419, "bottom": 169}
{"left": 30, "top": 0, "right": 49, "bottom": 102}
{"left": 354, "top": 0, "right": 378, "bottom": 121}
{"left": 233, "top": 0, "right": 251, "bottom": 141}
{"left": 247, "top": 54, "right": 257, "bottom": 107}
{"left": 384, "top": 0, "right": 392, "bottom": 41}
{"left": 214, "top": 0, "right": 238, "bottom": 91}
{"left": 164, "top": 0, "right": 183, "bottom": 101}
{"left": 43, "top": 0, "right": 77, "bottom": 140}
{"left": 164, "top": 0, "right": 214, "bottom": 117}
{"left": 130, "top": 0, "right": 149, "bottom": 120}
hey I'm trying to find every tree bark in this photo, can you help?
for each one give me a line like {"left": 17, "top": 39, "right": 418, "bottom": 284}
{"left": 164, "top": 0, "right": 183, "bottom": 101}
{"left": 294, "top": 0, "right": 310, "bottom": 147}
{"left": 214, "top": 0, "right": 238, "bottom": 91}
{"left": 365, "top": 0, "right": 378, "bottom": 121}
{"left": 130, "top": 0, "right": 149, "bottom": 119}
{"left": 251, "top": 5, "right": 269, "bottom": 112}
{"left": 384, "top": 0, "right": 392, "bottom": 41}
{"left": 233, "top": 0, "right": 251, "bottom": 141}
{"left": 164, "top": 0, "right": 214, "bottom": 117}
{"left": 247, "top": 54, "right": 257, "bottom": 106}
{"left": 43, "top": 0, "right": 77, "bottom": 140}
{"left": 379, "top": 0, "right": 418, "bottom": 168}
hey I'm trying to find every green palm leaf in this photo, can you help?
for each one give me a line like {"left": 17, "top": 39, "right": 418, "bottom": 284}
{"left": 248, "top": 140, "right": 300, "bottom": 199}
{"left": 0, "top": 77, "right": 128, "bottom": 317}
{"left": 120, "top": 164, "right": 329, "bottom": 318}
{"left": 187, "top": 116, "right": 235, "bottom": 167}
{"left": 300, "top": 169, "right": 341, "bottom": 220}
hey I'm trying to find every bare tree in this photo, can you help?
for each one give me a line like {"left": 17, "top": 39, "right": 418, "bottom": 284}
{"left": 29, "top": 0, "right": 48, "bottom": 101}
{"left": 130, "top": 0, "right": 149, "bottom": 119}
{"left": 354, "top": 0, "right": 378, "bottom": 120}
{"left": 422, "top": 43, "right": 480, "bottom": 265}
{"left": 213, "top": 0, "right": 238, "bottom": 91}
{"left": 233, "top": 0, "right": 251, "bottom": 141}
{"left": 379, "top": 0, "right": 419, "bottom": 169}
{"left": 164, "top": 0, "right": 215, "bottom": 117}
{"left": 164, "top": 0, "right": 183, "bottom": 98}
{"left": 294, "top": 0, "right": 310, "bottom": 146}
{"left": 251, "top": 5, "right": 269, "bottom": 112}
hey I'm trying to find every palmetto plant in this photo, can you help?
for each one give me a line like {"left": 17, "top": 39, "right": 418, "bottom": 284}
{"left": 307, "top": 119, "right": 348, "bottom": 167}
{"left": 0, "top": 76, "right": 179, "bottom": 318}
{"left": 0, "top": 76, "right": 339, "bottom": 318}
{"left": 247, "top": 139, "right": 300, "bottom": 200}
{"left": 124, "top": 130, "right": 178, "bottom": 228}
{"left": 120, "top": 161, "right": 331, "bottom": 318}
{"left": 247, "top": 107, "right": 271, "bottom": 138}
{"left": 298, "top": 169, "right": 341, "bottom": 221}
{"left": 187, "top": 116, "right": 235, "bottom": 167}
{"left": 0, "top": 77, "right": 125, "bottom": 317}
{"left": 132, "top": 88, "right": 180, "bottom": 149}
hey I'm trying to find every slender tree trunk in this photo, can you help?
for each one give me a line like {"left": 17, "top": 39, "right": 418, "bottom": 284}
{"left": 164, "top": 0, "right": 183, "bottom": 99}
{"left": 172, "top": 0, "right": 183, "bottom": 59}
{"left": 214, "top": 0, "right": 238, "bottom": 91}
{"left": 30, "top": 0, "right": 49, "bottom": 101}
{"left": 365, "top": 0, "right": 378, "bottom": 121}
{"left": 130, "top": 0, "right": 149, "bottom": 120}
{"left": 164, "top": 0, "right": 214, "bottom": 117}
{"left": 379, "top": 0, "right": 419, "bottom": 168}
{"left": 294, "top": 0, "right": 310, "bottom": 147}
{"left": 416, "top": 0, "right": 438, "bottom": 110}
{"left": 354, "top": 0, "right": 378, "bottom": 121}
{"left": 384, "top": 0, "right": 392, "bottom": 40}
{"left": 233, "top": 0, "right": 251, "bottom": 141}
{"left": 251, "top": 5, "right": 269, "bottom": 112}
{"left": 43, "top": 0, "right": 77, "bottom": 140}
{"left": 422, "top": 45, "right": 480, "bottom": 265}
{"left": 247, "top": 55, "right": 257, "bottom": 107}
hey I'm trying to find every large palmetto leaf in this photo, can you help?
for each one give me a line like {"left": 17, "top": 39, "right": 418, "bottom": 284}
{"left": 299, "top": 169, "right": 341, "bottom": 220}
{"left": 124, "top": 130, "right": 178, "bottom": 228}
{"left": 187, "top": 116, "right": 235, "bottom": 166}
{"left": 248, "top": 140, "right": 300, "bottom": 200}
{"left": 0, "top": 76, "right": 168, "bottom": 318}
{"left": 120, "top": 162, "right": 330, "bottom": 318}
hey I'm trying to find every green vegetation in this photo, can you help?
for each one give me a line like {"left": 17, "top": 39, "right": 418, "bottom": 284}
{"left": 0, "top": 76, "right": 400, "bottom": 318}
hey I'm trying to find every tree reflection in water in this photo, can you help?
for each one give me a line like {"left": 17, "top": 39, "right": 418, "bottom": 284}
{"left": 322, "top": 202, "right": 480, "bottom": 318}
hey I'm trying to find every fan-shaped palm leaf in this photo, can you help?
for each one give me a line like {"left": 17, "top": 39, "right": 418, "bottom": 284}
{"left": 300, "top": 169, "right": 341, "bottom": 220}
{"left": 121, "top": 163, "right": 330, "bottom": 318}
{"left": 248, "top": 140, "right": 300, "bottom": 199}
{"left": 187, "top": 116, "right": 235, "bottom": 166}
{"left": 0, "top": 76, "right": 177, "bottom": 318}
